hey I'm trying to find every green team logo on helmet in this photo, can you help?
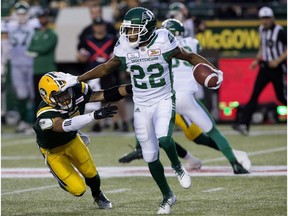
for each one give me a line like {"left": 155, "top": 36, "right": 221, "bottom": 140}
{"left": 120, "top": 7, "right": 157, "bottom": 48}
{"left": 161, "top": 18, "right": 185, "bottom": 38}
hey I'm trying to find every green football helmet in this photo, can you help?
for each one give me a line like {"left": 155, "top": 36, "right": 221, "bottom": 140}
{"left": 168, "top": 2, "right": 188, "bottom": 21}
{"left": 161, "top": 18, "right": 184, "bottom": 38}
{"left": 120, "top": 7, "right": 157, "bottom": 48}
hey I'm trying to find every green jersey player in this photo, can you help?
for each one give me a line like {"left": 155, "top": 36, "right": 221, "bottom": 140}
{"left": 58, "top": 7, "right": 223, "bottom": 215}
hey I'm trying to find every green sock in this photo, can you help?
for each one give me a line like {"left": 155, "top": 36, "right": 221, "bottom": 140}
{"left": 135, "top": 139, "right": 141, "bottom": 149}
{"left": 17, "top": 98, "right": 28, "bottom": 122}
{"left": 159, "top": 137, "right": 181, "bottom": 167}
{"left": 207, "top": 126, "right": 237, "bottom": 162}
{"left": 148, "top": 159, "right": 171, "bottom": 197}
{"left": 194, "top": 133, "right": 219, "bottom": 150}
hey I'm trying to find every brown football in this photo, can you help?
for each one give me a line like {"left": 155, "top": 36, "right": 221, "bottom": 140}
{"left": 193, "top": 63, "right": 218, "bottom": 88}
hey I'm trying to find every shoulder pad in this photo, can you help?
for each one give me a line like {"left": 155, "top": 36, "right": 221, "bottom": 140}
{"left": 39, "top": 118, "right": 54, "bottom": 130}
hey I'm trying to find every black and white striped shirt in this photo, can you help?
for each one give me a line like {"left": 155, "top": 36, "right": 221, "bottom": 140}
{"left": 259, "top": 24, "right": 287, "bottom": 64}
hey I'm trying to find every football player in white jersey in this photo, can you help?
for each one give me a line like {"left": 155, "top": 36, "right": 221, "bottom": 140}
{"left": 6, "top": 1, "right": 40, "bottom": 133}
{"left": 118, "top": 19, "right": 251, "bottom": 175}
{"left": 166, "top": 19, "right": 251, "bottom": 174}
{"left": 58, "top": 7, "right": 223, "bottom": 215}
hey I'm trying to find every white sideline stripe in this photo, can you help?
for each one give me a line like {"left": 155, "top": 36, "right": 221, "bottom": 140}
{"left": 202, "top": 187, "right": 224, "bottom": 193}
{"left": 202, "top": 146, "right": 287, "bottom": 164}
{"left": 1, "top": 185, "right": 58, "bottom": 196}
{"left": 1, "top": 166, "right": 286, "bottom": 179}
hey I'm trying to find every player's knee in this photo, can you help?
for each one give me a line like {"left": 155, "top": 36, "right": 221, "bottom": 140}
{"left": 158, "top": 136, "right": 172, "bottom": 149}
{"left": 183, "top": 128, "right": 194, "bottom": 141}
{"left": 66, "top": 180, "right": 86, "bottom": 196}
{"left": 143, "top": 151, "right": 158, "bottom": 163}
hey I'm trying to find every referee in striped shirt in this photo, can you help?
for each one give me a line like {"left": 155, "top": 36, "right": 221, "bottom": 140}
{"left": 233, "top": 6, "right": 287, "bottom": 135}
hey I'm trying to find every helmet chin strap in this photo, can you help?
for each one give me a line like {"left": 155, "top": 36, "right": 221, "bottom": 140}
{"left": 129, "top": 38, "right": 141, "bottom": 48}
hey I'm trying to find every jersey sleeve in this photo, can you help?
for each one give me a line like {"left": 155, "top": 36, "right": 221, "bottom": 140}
{"left": 36, "top": 106, "right": 63, "bottom": 131}
{"left": 162, "top": 30, "right": 178, "bottom": 53}
{"left": 73, "top": 82, "right": 92, "bottom": 103}
{"left": 159, "top": 29, "right": 178, "bottom": 62}
{"left": 113, "top": 35, "right": 125, "bottom": 57}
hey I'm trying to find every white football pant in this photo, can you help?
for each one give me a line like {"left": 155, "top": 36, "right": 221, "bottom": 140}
{"left": 133, "top": 97, "right": 175, "bottom": 163}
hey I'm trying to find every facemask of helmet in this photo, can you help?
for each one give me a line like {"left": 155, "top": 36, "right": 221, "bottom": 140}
{"left": 119, "top": 7, "right": 156, "bottom": 48}
{"left": 52, "top": 88, "right": 74, "bottom": 111}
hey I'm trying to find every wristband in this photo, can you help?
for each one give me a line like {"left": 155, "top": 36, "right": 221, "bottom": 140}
{"left": 125, "top": 84, "right": 132, "bottom": 94}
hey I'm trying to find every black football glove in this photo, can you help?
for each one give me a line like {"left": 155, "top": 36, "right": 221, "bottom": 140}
{"left": 93, "top": 105, "right": 118, "bottom": 119}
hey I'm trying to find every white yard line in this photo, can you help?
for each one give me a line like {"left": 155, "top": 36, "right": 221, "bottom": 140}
{"left": 1, "top": 185, "right": 58, "bottom": 196}
{"left": 2, "top": 156, "right": 41, "bottom": 160}
{"left": 202, "top": 187, "right": 224, "bottom": 193}
{"left": 106, "top": 188, "right": 130, "bottom": 193}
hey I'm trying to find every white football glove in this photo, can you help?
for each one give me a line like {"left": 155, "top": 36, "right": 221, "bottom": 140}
{"left": 209, "top": 69, "right": 223, "bottom": 90}
{"left": 54, "top": 72, "right": 79, "bottom": 91}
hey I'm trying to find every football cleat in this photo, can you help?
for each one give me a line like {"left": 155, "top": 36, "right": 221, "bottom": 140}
{"left": 231, "top": 161, "right": 249, "bottom": 174}
{"left": 157, "top": 191, "right": 177, "bottom": 215}
{"left": 118, "top": 148, "right": 143, "bottom": 163}
{"left": 173, "top": 164, "right": 191, "bottom": 189}
{"left": 232, "top": 123, "right": 249, "bottom": 136}
{"left": 93, "top": 192, "right": 112, "bottom": 209}
{"left": 233, "top": 150, "right": 251, "bottom": 171}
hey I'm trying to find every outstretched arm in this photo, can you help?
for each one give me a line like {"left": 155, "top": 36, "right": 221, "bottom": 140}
{"left": 79, "top": 56, "right": 122, "bottom": 82}
{"left": 88, "top": 84, "right": 133, "bottom": 102}
{"left": 50, "top": 105, "right": 118, "bottom": 132}
{"left": 56, "top": 56, "right": 122, "bottom": 91}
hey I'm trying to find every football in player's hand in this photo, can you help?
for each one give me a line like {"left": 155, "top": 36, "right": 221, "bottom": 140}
{"left": 193, "top": 63, "right": 218, "bottom": 88}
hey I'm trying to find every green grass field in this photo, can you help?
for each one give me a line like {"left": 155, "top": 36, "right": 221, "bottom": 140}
{"left": 1, "top": 124, "right": 287, "bottom": 216}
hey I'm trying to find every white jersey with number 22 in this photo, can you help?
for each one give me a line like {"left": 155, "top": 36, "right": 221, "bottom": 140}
{"left": 114, "top": 29, "right": 177, "bottom": 106}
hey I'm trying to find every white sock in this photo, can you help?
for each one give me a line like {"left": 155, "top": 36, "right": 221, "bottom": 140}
{"left": 184, "top": 152, "right": 198, "bottom": 162}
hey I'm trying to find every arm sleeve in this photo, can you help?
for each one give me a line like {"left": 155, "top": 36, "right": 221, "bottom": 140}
{"left": 62, "top": 112, "right": 95, "bottom": 132}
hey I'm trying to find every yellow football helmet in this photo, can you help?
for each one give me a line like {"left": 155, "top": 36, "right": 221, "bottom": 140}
{"left": 38, "top": 72, "right": 74, "bottom": 110}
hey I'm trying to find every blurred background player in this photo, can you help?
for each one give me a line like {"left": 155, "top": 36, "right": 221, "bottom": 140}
{"left": 232, "top": 6, "right": 287, "bottom": 135}
{"left": 119, "top": 18, "right": 251, "bottom": 174}
{"left": 27, "top": 8, "right": 58, "bottom": 109}
{"left": 6, "top": 1, "right": 40, "bottom": 133}
{"left": 167, "top": 2, "right": 206, "bottom": 38}
{"left": 1, "top": 21, "right": 10, "bottom": 124}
